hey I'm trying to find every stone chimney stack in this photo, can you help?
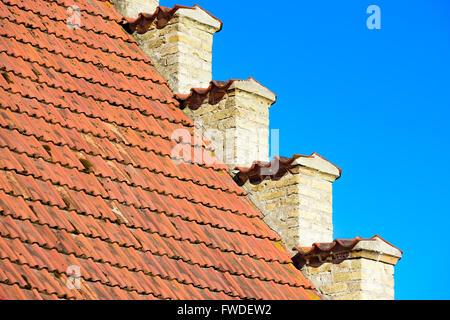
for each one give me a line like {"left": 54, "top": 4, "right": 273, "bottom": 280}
{"left": 121, "top": 5, "right": 222, "bottom": 95}
{"left": 179, "top": 78, "right": 277, "bottom": 168}
{"left": 120, "top": 5, "right": 275, "bottom": 169}
{"left": 293, "top": 236, "right": 402, "bottom": 300}
{"left": 113, "top": 0, "right": 159, "bottom": 18}
{"left": 234, "top": 153, "right": 341, "bottom": 252}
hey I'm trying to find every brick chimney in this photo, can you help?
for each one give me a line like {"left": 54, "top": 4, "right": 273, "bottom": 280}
{"left": 121, "top": 4, "right": 222, "bottom": 95}
{"left": 292, "top": 236, "right": 402, "bottom": 300}
{"left": 234, "top": 153, "right": 341, "bottom": 252}
{"left": 113, "top": 0, "right": 159, "bottom": 18}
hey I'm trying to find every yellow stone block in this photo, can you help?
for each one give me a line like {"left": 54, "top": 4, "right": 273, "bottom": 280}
{"left": 168, "top": 34, "right": 201, "bottom": 48}
{"left": 321, "top": 283, "right": 347, "bottom": 295}
{"left": 351, "top": 259, "right": 363, "bottom": 269}
{"left": 274, "top": 175, "right": 300, "bottom": 188}
{"left": 305, "top": 267, "right": 321, "bottom": 275}
{"left": 287, "top": 210, "right": 299, "bottom": 219}
{"left": 263, "top": 190, "right": 284, "bottom": 200}
{"left": 265, "top": 202, "right": 278, "bottom": 211}
{"left": 318, "top": 263, "right": 333, "bottom": 272}
{"left": 333, "top": 292, "right": 362, "bottom": 300}
{"left": 286, "top": 185, "right": 299, "bottom": 196}
{"left": 333, "top": 271, "right": 362, "bottom": 283}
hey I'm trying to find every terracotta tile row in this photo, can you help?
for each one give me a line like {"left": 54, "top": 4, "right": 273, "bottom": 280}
{"left": 177, "top": 80, "right": 239, "bottom": 111}
{"left": 0, "top": 151, "right": 261, "bottom": 236}
{"left": 55, "top": 0, "right": 124, "bottom": 22}
{"left": 0, "top": 81, "right": 213, "bottom": 170}
{"left": 294, "top": 235, "right": 402, "bottom": 258}
{"left": 0, "top": 108, "right": 252, "bottom": 216}
{"left": 0, "top": 69, "right": 188, "bottom": 132}
{"left": 0, "top": 235, "right": 235, "bottom": 300}
{"left": 0, "top": 116, "right": 239, "bottom": 198}
{"left": 0, "top": 283, "right": 59, "bottom": 300}
{"left": 0, "top": 95, "right": 248, "bottom": 195}
{"left": 0, "top": 248, "right": 161, "bottom": 300}
{"left": 0, "top": 4, "right": 145, "bottom": 64}
{"left": 0, "top": 230, "right": 313, "bottom": 301}
{"left": 292, "top": 236, "right": 401, "bottom": 272}
{"left": 0, "top": 35, "right": 168, "bottom": 100}
{"left": 0, "top": 191, "right": 284, "bottom": 279}
{"left": 0, "top": 51, "right": 175, "bottom": 107}
{"left": 3, "top": 0, "right": 132, "bottom": 44}
{"left": 0, "top": 64, "right": 188, "bottom": 131}
{"left": 0, "top": 82, "right": 178, "bottom": 152}
{"left": 0, "top": 174, "right": 284, "bottom": 267}
{"left": 0, "top": 84, "right": 217, "bottom": 171}
{"left": 0, "top": 14, "right": 163, "bottom": 83}
{"left": 0, "top": 213, "right": 312, "bottom": 297}
{"left": 0, "top": 123, "right": 230, "bottom": 207}
{"left": 0, "top": 195, "right": 307, "bottom": 288}
{"left": 0, "top": 166, "right": 278, "bottom": 252}
{"left": 0, "top": 255, "right": 79, "bottom": 299}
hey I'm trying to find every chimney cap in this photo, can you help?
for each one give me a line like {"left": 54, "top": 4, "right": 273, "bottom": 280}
{"left": 121, "top": 4, "right": 222, "bottom": 33}
{"left": 233, "top": 152, "right": 341, "bottom": 186}
{"left": 293, "top": 152, "right": 342, "bottom": 179}
{"left": 177, "top": 77, "right": 277, "bottom": 111}
{"left": 229, "top": 77, "right": 277, "bottom": 103}
{"left": 293, "top": 235, "right": 402, "bottom": 267}
{"left": 176, "top": 5, "right": 223, "bottom": 31}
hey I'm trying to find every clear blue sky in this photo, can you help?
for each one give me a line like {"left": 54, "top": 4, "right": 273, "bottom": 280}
{"left": 161, "top": 0, "right": 450, "bottom": 299}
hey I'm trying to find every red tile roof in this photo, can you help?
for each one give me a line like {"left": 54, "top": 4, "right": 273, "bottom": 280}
{"left": 0, "top": 0, "right": 320, "bottom": 300}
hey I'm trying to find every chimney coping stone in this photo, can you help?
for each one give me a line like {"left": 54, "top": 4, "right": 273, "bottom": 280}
{"left": 293, "top": 153, "right": 341, "bottom": 180}
{"left": 175, "top": 5, "right": 222, "bottom": 32}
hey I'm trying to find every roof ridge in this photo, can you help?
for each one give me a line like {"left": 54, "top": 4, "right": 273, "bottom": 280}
{"left": 293, "top": 235, "right": 403, "bottom": 256}
{"left": 176, "top": 78, "right": 277, "bottom": 111}
{"left": 234, "top": 153, "right": 342, "bottom": 186}
{"left": 121, "top": 4, "right": 223, "bottom": 34}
